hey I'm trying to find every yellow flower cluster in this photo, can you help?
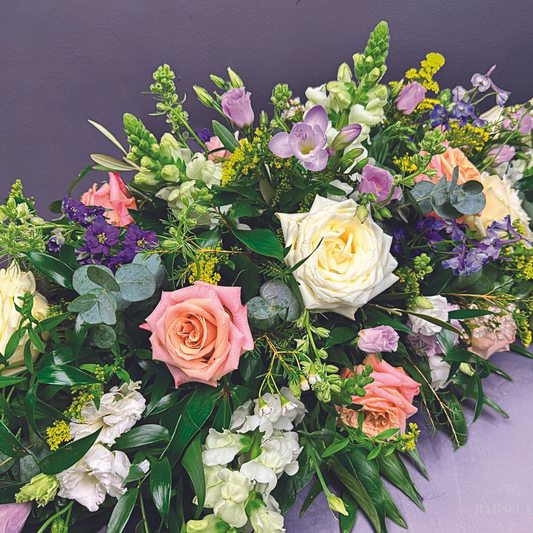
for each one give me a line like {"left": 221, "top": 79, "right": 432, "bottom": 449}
{"left": 416, "top": 97, "right": 441, "bottom": 114}
{"left": 46, "top": 420, "right": 71, "bottom": 451}
{"left": 446, "top": 122, "right": 489, "bottom": 156}
{"left": 393, "top": 155, "right": 417, "bottom": 173}
{"left": 394, "top": 266, "right": 420, "bottom": 307}
{"left": 514, "top": 309, "right": 532, "bottom": 347}
{"left": 405, "top": 53, "right": 445, "bottom": 93}
{"left": 400, "top": 423, "right": 421, "bottom": 451}
{"left": 188, "top": 246, "right": 226, "bottom": 285}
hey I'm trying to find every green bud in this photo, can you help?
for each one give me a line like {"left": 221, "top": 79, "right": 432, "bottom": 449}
{"left": 193, "top": 85, "right": 215, "bottom": 106}
{"left": 328, "top": 494, "right": 349, "bottom": 516}
{"left": 412, "top": 296, "right": 434, "bottom": 309}
{"left": 186, "top": 514, "right": 227, "bottom": 533}
{"left": 326, "top": 365, "right": 339, "bottom": 373}
{"left": 317, "top": 349, "right": 328, "bottom": 359}
{"left": 356, "top": 387, "right": 366, "bottom": 396}
{"left": 156, "top": 102, "right": 166, "bottom": 112}
{"left": 16, "top": 473, "right": 59, "bottom": 507}
{"left": 210, "top": 74, "right": 226, "bottom": 89}
{"left": 368, "top": 67, "right": 382, "bottom": 83}
{"left": 195, "top": 205, "right": 208, "bottom": 216}
{"left": 356, "top": 205, "right": 368, "bottom": 223}
{"left": 289, "top": 378, "right": 302, "bottom": 400}
{"left": 381, "top": 207, "right": 392, "bottom": 218}
{"left": 134, "top": 170, "right": 159, "bottom": 186}
{"left": 51, "top": 517, "right": 67, "bottom": 533}
{"left": 337, "top": 62, "right": 352, "bottom": 82}
{"left": 227, "top": 67, "right": 243, "bottom": 88}
{"left": 330, "top": 384, "right": 342, "bottom": 394}
{"left": 140, "top": 156, "right": 154, "bottom": 169}
{"left": 161, "top": 164, "right": 180, "bottom": 182}
{"left": 260, "top": 110, "right": 269, "bottom": 128}
{"left": 352, "top": 53, "right": 364, "bottom": 66}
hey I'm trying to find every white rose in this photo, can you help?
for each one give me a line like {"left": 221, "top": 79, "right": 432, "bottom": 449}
{"left": 56, "top": 444, "right": 130, "bottom": 512}
{"left": 250, "top": 504, "right": 285, "bottom": 533}
{"left": 69, "top": 381, "right": 145, "bottom": 445}
{"left": 463, "top": 173, "right": 533, "bottom": 239}
{"left": 278, "top": 196, "right": 398, "bottom": 319}
{"left": 186, "top": 153, "right": 222, "bottom": 187}
{"left": 0, "top": 265, "right": 48, "bottom": 376}
{"left": 212, "top": 469, "right": 253, "bottom": 528}
{"left": 408, "top": 295, "right": 449, "bottom": 336}
{"left": 428, "top": 356, "right": 451, "bottom": 391}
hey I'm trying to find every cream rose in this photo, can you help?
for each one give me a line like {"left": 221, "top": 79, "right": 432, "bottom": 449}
{"left": 463, "top": 173, "right": 533, "bottom": 238}
{"left": 0, "top": 265, "right": 48, "bottom": 376}
{"left": 277, "top": 196, "right": 398, "bottom": 319}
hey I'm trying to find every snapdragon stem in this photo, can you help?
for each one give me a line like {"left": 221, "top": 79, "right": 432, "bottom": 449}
{"left": 36, "top": 500, "right": 74, "bottom": 533}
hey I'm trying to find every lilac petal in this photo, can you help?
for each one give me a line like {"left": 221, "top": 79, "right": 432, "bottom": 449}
{"left": 485, "top": 65, "right": 497, "bottom": 77}
{"left": 304, "top": 105, "right": 328, "bottom": 132}
{"left": 304, "top": 149, "right": 328, "bottom": 171}
{"left": 268, "top": 132, "right": 293, "bottom": 158}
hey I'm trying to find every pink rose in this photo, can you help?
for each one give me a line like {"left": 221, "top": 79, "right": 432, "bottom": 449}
{"left": 81, "top": 172, "right": 138, "bottom": 227}
{"left": 337, "top": 354, "right": 420, "bottom": 437}
{"left": 395, "top": 82, "right": 426, "bottom": 115}
{"left": 141, "top": 282, "right": 254, "bottom": 388}
{"left": 358, "top": 326, "right": 399, "bottom": 353}
{"left": 468, "top": 312, "right": 517, "bottom": 359}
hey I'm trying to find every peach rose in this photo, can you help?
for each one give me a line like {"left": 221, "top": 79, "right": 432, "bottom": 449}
{"left": 337, "top": 354, "right": 420, "bottom": 437}
{"left": 141, "top": 282, "right": 254, "bottom": 388}
{"left": 81, "top": 172, "right": 138, "bottom": 227}
{"left": 468, "top": 311, "right": 517, "bottom": 359}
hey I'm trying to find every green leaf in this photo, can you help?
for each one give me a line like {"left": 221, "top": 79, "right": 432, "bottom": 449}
{"left": 80, "top": 291, "right": 117, "bottom": 325}
{"left": 375, "top": 428, "right": 400, "bottom": 440}
{"left": 144, "top": 370, "right": 171, "bottom": 417}
{"left": 149, "top": 391, "right": 179, "bottom": 417}
{"left": 362, "top": 307, "right": 414, "bottom": 335}
{"left": 435, "top": 329, "right": 455, "bottom": 355}
{"left": 23, "top": 340, "right": 34, "bottom": 375}
{"left": 115, "top": 264, "right": 156, "bottom": 302}
{"left": 36, "top": 313, "right": 71, "bottom": 333}
{"left": 90, "top": 154, "right": 136, "bottom": 171}
{"left": 4, "top": 329, "right": 23, "bottom": 360}
{"left": 406, "top": 310, "right": 462, "bottom": 335}
{"left": 0, "top": 420, "right": 30, "bottom": 458}
{"left": 92, "top": 325, "right": 117, "bottom": 349}
{"left": 107, "top": 488, "right": 138, "bottom": 533}
{"left": 25, "top": 385, "right": 70, "bottom": 441}
{"left": 339, "top": 488, "right": 358, "bottom": 533}
{"left": 232, "top": 228, "right": 284, "bottom": 261}
{"left": 212, "top": 120, "right": 240, "bottom": 153}
{"left": 441, "top": 392, "right": 467, "bottom": 447}
{"left": 423, "top": 268, "right": 454, "bottom": 296}
{"left": 69, "top": 291, "right": 102, "bottom": 313}
{"left": 68, "top": 165, "right": 93, "bottom": 197}
{"left": 448, "top": 309, "right": 496, "bottom": 320}
{"left": 87, "top": 265, "right": 120, "bottom": 292}
{"left": 212, "top": 396, "right": 232, "bottom": 432}
{"left": 183, "top": 434, "right": 206, "bottom": 519}
{"left": 0, "top": 376, "right": 26, "bottom": 389}
{"left": 89, "top": 119, "right": 128, "bottom": 155}
{"left": 113, "top": 425, "right": 170, "bottom": 451}
{"left": 41, "top": 428, "right": 102, "bottom": 475}
{"left": 299, "top": 476, "right": 323, "bottom": 518}
{"left": 27, "top": 327, "right": 45, "bottom": 353}
{"left": 382, "top": 481, "right": 407, "bottom": 529}
{"left": 25, "top": 252, "right": 74, "bottom": 289}
{"left": 125, "top": 464, "right": 147, "bottom": 483}
{"left": 324, "top": 327, "right": 358, "bottom": 349}
{"left": 0, "top": 482, "right": 26, "bottom": 504}
{"left": 73, "top": 264, "right": 115, "bottom": 295}
{"left": 321, "top": 437, "right": 350, "bottom": 458}
{"left": 453, "top": 374, "right": 509, "bottom": 418}
{"left": 509, "top": 343, "right": 533, "bottom": 358}
{"left": 37, "top": 364, "right": 102, "bottom": 386}
{"left": 150, "top": 457, "right": 172, "bottom": 527}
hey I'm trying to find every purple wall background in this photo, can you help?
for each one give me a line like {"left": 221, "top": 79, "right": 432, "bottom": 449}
{"left": 2, "top": 2, "right": 533, "bottom": 531}
{"left": 1, "top": 0, "right": 533, "bottom": 214}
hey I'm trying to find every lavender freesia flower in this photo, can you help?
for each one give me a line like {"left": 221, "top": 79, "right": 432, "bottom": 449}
{"left": 269, "top": 105, "right": 329, "bottom": 171}
{"left": 84, "top": 217, "right": 119, "bottom": 255}
{"left": 221, "top": 87, "right": 254, "bottom": 130}
{"left": 123, "top": 224, "right": 158, "bottom": 251}
{"left": 358, "top": 164, "right": 402, "bottom": 205}
{"left": 358, "top": 325, "right": 399, "bottom": 353}
{"left": 395, "top": 82, "right": 426, "bottom": 115}
{"left": 330, "top": 123, "right": 362, "bottom": 151}
{"left": 488, "top": 145, "right": 516, "bottom": 165}
{"left": 0, "top": 502, "right": 32, "bottom": 533}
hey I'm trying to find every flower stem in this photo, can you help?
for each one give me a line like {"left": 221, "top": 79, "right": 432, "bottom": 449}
{"left": 36, "top": 500, "right": 74, "bottom": 533}
{"left": 140, "top": 490, "right": 151, "bottom": 533}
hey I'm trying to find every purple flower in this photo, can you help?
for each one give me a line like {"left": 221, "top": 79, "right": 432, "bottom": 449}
{"left": 106, "top": 248, "right": 136, "bottom": 271}
{"left": 84, "top": 217, "right": 119, "bottom": 255}
{"left": 61, "top": 195, "right": 105, "bottom": 227}
{"left": 358, "top": 164, "right": 402, "bottom": 205}
{"left": 123, "top": 224, "right": 158, "bottom": 251}
{"left": 392, "top": 228, "right": 405, "bottom": 253}
{"left": 75, "top": 244, "right": 104, "bottom": 266}
{"left": 471, "top": 116, "right": 486, "bottom": 128}
{"left": 430, "top": 104, "right": 451, "bottom": 130}
{"left": 488, "top": 145, "right": 516, "bottom": 165}
{"left": 269, "top": 105, "right": 329, "bottom": 171}
{"left": 0, "top": 502, "right": 32, "bottom": 533}
{"left": 452, "top": 85, "right": 468, "bottom": 102}
{"left": 330, "top": 124, "right": 362, "bottom": 151}
{"left": 451, "top": 100, "right": 475, "bottom": 127}
{"left": 358, "top": 326, "right": 399, "bottom": 353}
{"left": 197, "top": 128, "right": 211, "bottom": 143}
{"left": 503, "top": 107, "right": 533, "bottom": 135}
{"left": 221, "top": 87, "right": 254, "bottom": 130}
{"left": 471, "top": 65, "right": 510, "bottom": 105}
{"left": 48, "top": 234, "right": 65, "bottom": 252}
{"left": 395, "top": 82, "right": 426, "bottom": 115}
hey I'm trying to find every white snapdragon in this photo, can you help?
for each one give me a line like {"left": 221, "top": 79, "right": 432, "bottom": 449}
{"left": 69, "top": 381, "right": 146, "bottom": 445}
{"left": 202, "top": 429, "right": 251, "bottom": 467}
{"left": 212, "top": 469, "right": 254, "bottom": 528}
{"left": 250, "top": 503, "right": 286, "bottom": 533}
{"left": 186, "top": 153, "right": 222, "bottom": 187}
{"left": 203, "top": 465, "right": 226, "bottom": 508}
{"left": 159, "top": 132, "right": 192, "bottom": 163}
{"left": 56, "top": 444, "right": 132, "bottom": 512}
{"left": 156, "top": 181, "right": 198, "bottom": 210}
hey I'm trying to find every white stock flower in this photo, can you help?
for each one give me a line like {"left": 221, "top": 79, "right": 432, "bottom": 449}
{"left": 408, "top": 295, "right": 448, "bottom": 336}
{"left": 428, "top": 356, "right": 451, "bottom": 390}
{"left": 69, "top": 381, "right": 146, "bottom": 445}
{"left": 56, "top": 444, "right": 130, "bottom": 512}
{"left": 0, "top": 265, "right": 48, "bottom": 376}
{"left": 278, "top": 196, "right": 398, "bottom": 319}
{"left": 250, "top": 504, "right": 286, "bottom": 533}
{"left": 186, "top": 153, "right": 222, "bottom": 187}
{"left": 202, "top": 429, "right": 250, "bottom": 466}
{"left": 213, "top": 469, "right": 253, "bottom": 528}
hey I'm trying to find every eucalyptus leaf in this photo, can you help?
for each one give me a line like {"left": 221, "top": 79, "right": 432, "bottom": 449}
{"left": 115, "top": 264, "right": 156, "bottom": 302}
{"left": 73, "top": 264, "right": 116, "bottom": 295}
{"left": 87, "top": 265, "right": 120, "bottom": 292}
{"left": 91, "top": 325, "right": 117, "bottom": 349}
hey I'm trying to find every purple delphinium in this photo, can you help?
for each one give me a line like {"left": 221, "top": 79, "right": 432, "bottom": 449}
{"left": 269, "top": 105, "right": 329, "bottom": 171}
{"left": 123, "top": 224, "right": 158, "bottom": 252}
{"left": 451, "top": 100, "right": 475, "bottom": 128}
{"left": 392, "top": 228, "right": 405, "bottom": 254}
{"left": 62, "top": 195, "right": 105, "bottom": 227}
{"left": 197, "top": 128, "right": 211, "bottom": 143}
{"left": 106, "top": 248, "right": 136, "bottom": 271}
{"left": 471, "top": 65, "right": 510, "bottom": 106}
{"left": 48, "top": 234, "right": 65, "bottom": 252}
{"left": 430, "top": 104, "right": 451, "bottom": 130}
{"left": 75, "top": 245, "right": 104, "bottom": 266}
{"left": 84, "top": 217, "right": 119, "bottom": 255}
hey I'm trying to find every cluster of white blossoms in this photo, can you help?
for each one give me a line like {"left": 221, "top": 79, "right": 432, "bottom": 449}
{"left": 55, "top": 381, "right": 148, "bottom": 511}
{"left": 186, "top": 388, "right": 305, "bottom": 533}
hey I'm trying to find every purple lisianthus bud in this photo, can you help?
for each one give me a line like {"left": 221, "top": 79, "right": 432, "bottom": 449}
{"left": 330, "top": 123, "right": 362, "bottom": 151}
{"left": 0, "top": 502, "right": 32, "bottom": 533}
{"left": 358, "top": 326, "right": 399, "bottom": 353}
{"left": 221, "top": 87, "right": 254, "bottom": 130}
{"left": 395, "top": 82, "right": 426, "bottom": 115}
{"left": 359, "top": 164, "right": 402, "bottom": 205}
{"left": 489, "top": 145, "right": 515, "bottom": 165}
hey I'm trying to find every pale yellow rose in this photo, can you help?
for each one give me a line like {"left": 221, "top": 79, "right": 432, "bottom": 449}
{"left": 277, "top": 196, "right": 398, "bottom": 319}
{"left": 0, "top": 265, "right": 48, "bottom": 375}
{"left": 463, "top": 173, "right": 533, "bottom": 238}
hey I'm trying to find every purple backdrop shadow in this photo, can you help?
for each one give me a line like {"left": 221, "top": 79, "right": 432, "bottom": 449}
{"left": 1, "top": 0, "right": 533, "bottom": 214}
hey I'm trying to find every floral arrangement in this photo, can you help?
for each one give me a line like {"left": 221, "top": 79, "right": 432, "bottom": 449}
{"left": 1, "top": 20, "right": 533, "bottom": 533}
